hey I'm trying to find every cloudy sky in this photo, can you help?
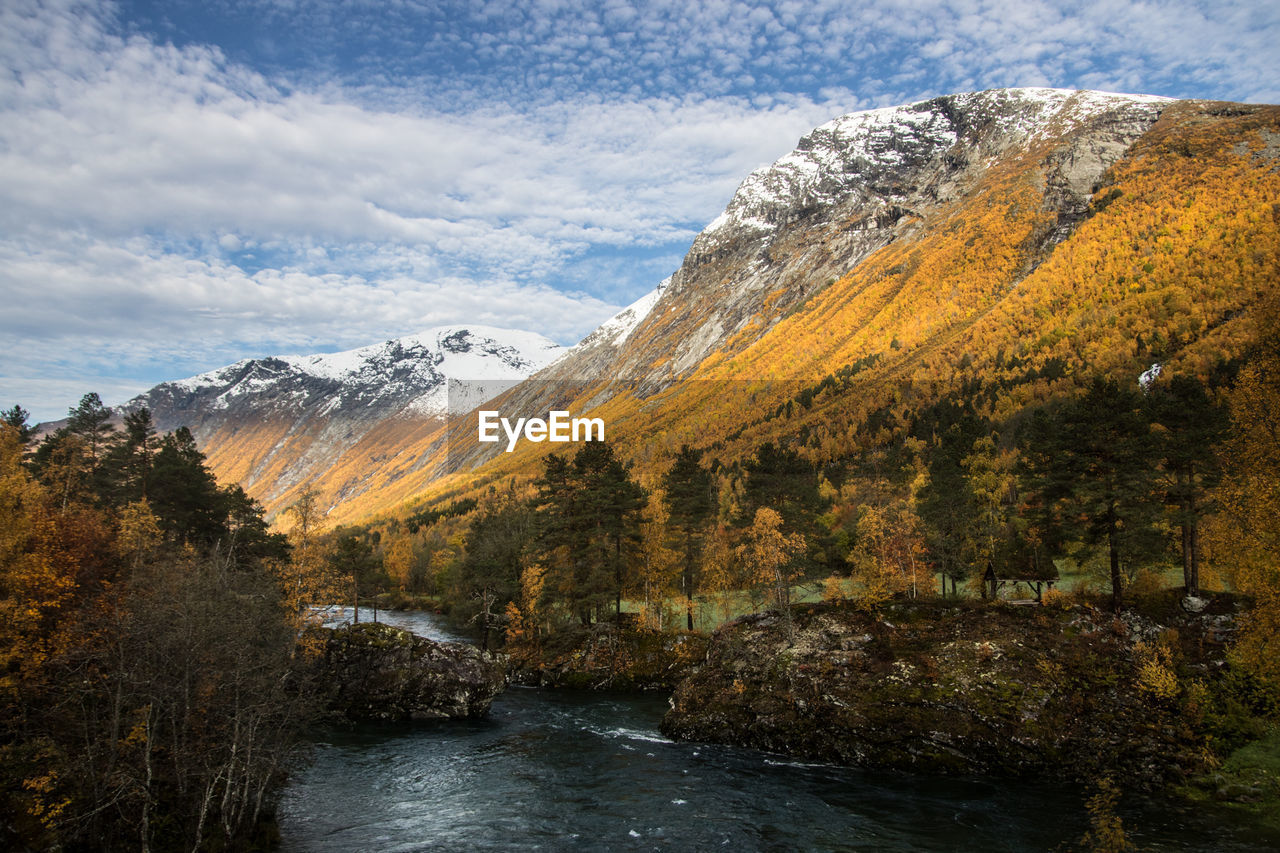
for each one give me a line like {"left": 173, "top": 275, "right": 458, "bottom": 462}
{"left": 3, "top": 0, "right": 1277, "bottom": 421}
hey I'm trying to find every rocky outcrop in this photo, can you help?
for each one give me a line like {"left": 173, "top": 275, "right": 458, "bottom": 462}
{"left": 661, "top": 598, "right": 1242, "bottom": 789}
{"left": 321, "top": 622, "right": 506, "bottom": 721}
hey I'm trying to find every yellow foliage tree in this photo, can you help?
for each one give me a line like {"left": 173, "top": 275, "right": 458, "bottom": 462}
{"left": 1211, "top": 294, "right": 1280, "bottom": 686}
{"left": 0, "top": 426, "right": 80, "bottom": 687}
{"left": 382, "top": 535, "right": 416, "bottom": 592}
{"left": 698, "top": 524, "right": 740, "bottom": 624}
{"left": 737, "top": 507, "right": 806, "bottom": 637}
{"left": 505, "top": 563, "right": 547, "bottom": 656}
{"left": 117, "top": 499, "right": 162, "bottom": 569}
{"left": 962, "top": 435, "right": 1017, "bottom": 573}
{"left": 278, "top": 486, "right": 338, "bottom": 625}
{"left": 846, "top": 499, "right": 924, "bottom": 609}
{"left": 636, "top": 497, "right": 681, "bottom": 632}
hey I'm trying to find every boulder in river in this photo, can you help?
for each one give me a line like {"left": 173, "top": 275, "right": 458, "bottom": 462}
{"left": 321, "top": 622, "right": 506, "bottom": 721}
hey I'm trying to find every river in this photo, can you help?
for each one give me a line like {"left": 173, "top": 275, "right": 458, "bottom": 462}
{"left": 278, "top": 611, "right": 1277, "bottom": 852}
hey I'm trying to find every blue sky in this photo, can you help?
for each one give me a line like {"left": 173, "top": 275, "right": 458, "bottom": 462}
{"left": 2, "top": 0, "right": 1278, "bottom": 421}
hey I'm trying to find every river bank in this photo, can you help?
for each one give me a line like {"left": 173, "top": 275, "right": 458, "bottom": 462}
{"left": 292, "top": 599, "right": 1280, "bottom": 848}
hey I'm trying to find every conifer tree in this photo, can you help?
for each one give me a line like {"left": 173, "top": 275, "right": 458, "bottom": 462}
{"left": 1, "top": 405, "right": 33, "bottom": 446}
{"left": 532, "top": 442, "right": 647, "bottom": 625}
{"left": 533, "top": 452, "right": 593, "bottom": 624}
{"left": 1021, "top": 378, "right": 1161, "bottom": 610}
{"left": 740, "top": 442, "right": 819, "bottom": 528}
{"left": 221, "top": 485, "right": 289, "bottom": 569}
{"left": 917, "top": 432, "right": 975, "bottom": 595}
{"left": 33, "top": 393, "right": 119, "bottom": 508}
{"left": 102, "top": 407, "right": 157, "bottom": 506}
{"left": 329, "top": 531, "right": 382, "bottom": 621}
{"left": 461, "top": 487, "right": 532, "bottom": 649}
{"left": 1146, "top": 375, "right": 1226, "bottom": 596}
{"left": 66, "top": 392, "right": 114, "bottom": 465}
{"left": 149, "top": 427, "right": 226, "bottom": 546}
{"left": 662, "top": 445, "right": 715, "bottom": 630}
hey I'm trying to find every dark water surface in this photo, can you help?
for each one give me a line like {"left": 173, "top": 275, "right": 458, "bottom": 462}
{"left": 280, "top": 614, "right": 1276, "bottom": 852}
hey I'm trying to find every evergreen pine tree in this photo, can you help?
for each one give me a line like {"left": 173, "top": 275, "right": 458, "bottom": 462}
{"left": 328, "top": 531, "right": 382, "bottom": 621}
{"left": 66, "top": 392, "right": 115, "bottom": 467}
{"left": 917, "top": 429, "right": 975, "bottom": 595}
{"left": 1, "top": 405, "right": 33, "bottom": 446}
{"left": 1146, "top": 375, "right": 1226, "bottom": 596}
{"left": 461, "top": 487, "right": 532, "bottom": 649}
{"left": 102, "top": 408, "right": 158, "bottom": 506}
{"left": 532, "top": 442, "right": 647, "bottom": 625}
{"left": 149, "top": 427, "right": 226, "bottom": 546}
{"left": 662, "top": 445, "right": 714, "bottom": 630}
{"left": 1021, "top": 378, "right": 1161, "bottom": 610}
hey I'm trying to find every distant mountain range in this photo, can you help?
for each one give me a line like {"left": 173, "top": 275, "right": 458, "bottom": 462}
{"left": 113, "top": 87, "right": 1280, "bottom": 527}
{"left": 123, "top": 326, "right": 563, "bottom": 520}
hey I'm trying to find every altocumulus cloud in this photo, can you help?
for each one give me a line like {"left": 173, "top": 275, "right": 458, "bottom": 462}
{"left": 0, "top": 0, "right": 852, "bottom": 418}
{"left": 1, "top": 0, "right": 1277, "bottom": 420}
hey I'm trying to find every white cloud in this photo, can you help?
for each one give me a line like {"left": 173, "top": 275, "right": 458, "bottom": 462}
{"left": 2, "top": 0, "right": 1278, "bottom": 420}
{"left": 0, "top": 1, "right": 854, "bottom": 418}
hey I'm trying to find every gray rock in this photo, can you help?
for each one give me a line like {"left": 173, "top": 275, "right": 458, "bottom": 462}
{"left": 321, "top": 622, "right": 506, "bottom": 721}
{"left": 660, "top": 601, "right": 1229, "bottom": 788}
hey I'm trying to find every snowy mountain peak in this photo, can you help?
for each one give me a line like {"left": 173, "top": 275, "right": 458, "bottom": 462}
{"left": 131, "top": 326, "right": 564, "bottom": 421}
{"left": 695, "top": 88, "right": 1171, "bottom": 251}
{"left": 574, "top": 277, "right": 672, "bottom": 352}
{"left": 259, "top": 325, "right": 559, "bottom": 388}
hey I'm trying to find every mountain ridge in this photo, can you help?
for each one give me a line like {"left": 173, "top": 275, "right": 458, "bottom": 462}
{"left": 536, "top": 88, "right": 1171, "bottom": 390}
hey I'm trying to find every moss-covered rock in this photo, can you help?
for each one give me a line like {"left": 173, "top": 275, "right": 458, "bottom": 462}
{"left": 661, "top": 598, "right": 1247, "bottom": 789}
{"left": 320, "top": 622, "right": 506, "bottom": 721}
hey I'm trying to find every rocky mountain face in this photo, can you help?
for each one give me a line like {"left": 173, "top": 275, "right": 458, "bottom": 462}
{"left": 125, "top": 326, "right": 562, "bottom": 521}
{"left": 543, "top": 88, "right": 1169, "bottom": 387}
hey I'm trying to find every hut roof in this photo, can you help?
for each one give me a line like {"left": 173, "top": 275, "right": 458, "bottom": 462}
{"left": 983, "top": 562, "right": 1059, "bottom": 582}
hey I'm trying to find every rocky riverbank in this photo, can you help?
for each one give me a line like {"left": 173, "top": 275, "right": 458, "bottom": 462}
{"left": 660, "top": 596, "right": 1247, "bottom": 789}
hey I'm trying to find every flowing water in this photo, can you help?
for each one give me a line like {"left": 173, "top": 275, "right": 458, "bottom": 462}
{"left": 279, "top": 612, "right": 1277, "bottom": 852}
{"left": 315, "top": 606, "right": 474, "bottom": 643}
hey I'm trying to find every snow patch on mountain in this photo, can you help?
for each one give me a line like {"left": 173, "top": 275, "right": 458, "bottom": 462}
{"left": 134, "top": 326, "right": 564, "bottom": 419}
{"left": 697, "top": 88, "right": 1171, "bottom": 251}
{"left": 593, "top": 277, "right": 672, "bottom": 348}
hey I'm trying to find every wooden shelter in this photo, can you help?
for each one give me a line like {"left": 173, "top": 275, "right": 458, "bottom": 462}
{"left": 982, "top": 561, "right": 1059, "bottom": 603}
